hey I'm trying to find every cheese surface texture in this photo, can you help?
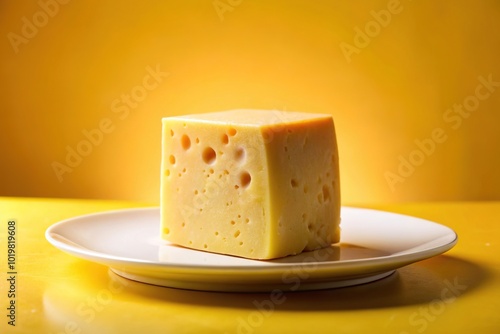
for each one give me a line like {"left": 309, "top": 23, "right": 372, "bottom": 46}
{"left": 160, "top": 110, "right": 340, "bottom": 259}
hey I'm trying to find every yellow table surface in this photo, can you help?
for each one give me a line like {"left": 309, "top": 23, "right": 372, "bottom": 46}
{"left": 0, "top": 197, "right": 499, "bottom": 334}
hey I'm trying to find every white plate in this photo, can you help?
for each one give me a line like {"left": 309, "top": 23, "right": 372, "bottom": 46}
{"left": 45, "top": 207, "right": 457, "bottom": 292}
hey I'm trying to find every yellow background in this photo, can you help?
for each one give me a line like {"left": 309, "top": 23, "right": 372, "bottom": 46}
{"left": 1, "top": 0, "right": 499, "bottom": 204}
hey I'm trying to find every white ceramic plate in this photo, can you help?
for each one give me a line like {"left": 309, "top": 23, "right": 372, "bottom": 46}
{"left": 45, "top": 207, "right": 457, "bottom": 292}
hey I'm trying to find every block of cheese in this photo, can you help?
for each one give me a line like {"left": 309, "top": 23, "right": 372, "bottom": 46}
{"left": 160, "top": 110, "right": 340, "bottom": 259}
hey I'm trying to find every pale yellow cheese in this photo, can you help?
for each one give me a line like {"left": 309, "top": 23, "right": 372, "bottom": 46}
{"left": 160, "top": 109, "right": 340, "bottom": 259}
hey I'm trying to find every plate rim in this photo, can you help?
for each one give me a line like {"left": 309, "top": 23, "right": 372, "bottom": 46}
{"left": 45, "top": 206, "right": 458, "bottom": 274}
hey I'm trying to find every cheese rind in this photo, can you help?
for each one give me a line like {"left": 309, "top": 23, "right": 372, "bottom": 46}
{"left": 160, "top": 109, "right": 340, "bottom": 259}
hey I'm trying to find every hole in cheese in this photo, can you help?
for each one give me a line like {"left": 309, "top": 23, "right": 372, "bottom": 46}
{"left": 222, "top": 134, "right": 229, "bottom": 144}
{"left": 322, "top": 185, "right": 330, "bottom": 202}
{"left": 239, "top": 171, "right": 251, "bottom": 188}
{"left": 235, "top": 147, "right": 246, "bottom": 162}
{"left": 228, "top": 128, "right": 237, "bottom": 136}
{"left": 181, "top": 134, "right": 191, "bottom": 150}
{"left": 290, "top": 178, "right": 299, "bottom": 188}
{"left": 234, "top": 230, "right": 241, "bottom": 238}
{"left": 202, "top": 147, "right": 217, "bottom": 165}
{"left": 169, "top": 155, "right": 176, "bottom": 164}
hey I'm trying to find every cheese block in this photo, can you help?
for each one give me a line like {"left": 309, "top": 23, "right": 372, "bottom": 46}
{"left": 160, "top": 109, "right": 340, "bottom": 259}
